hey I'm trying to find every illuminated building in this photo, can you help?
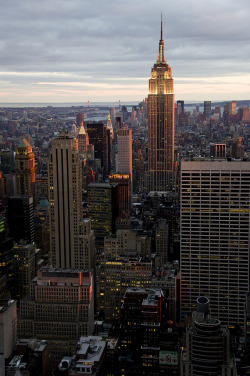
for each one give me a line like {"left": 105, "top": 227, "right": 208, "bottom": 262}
{"left": 15, "top": 139, "right": 36, "bottom": 198}
{"left": 7, "top": 196, "right": 34, "bottom": 243}
{"left": 109, "top": 173, "right": 131, "bottom": 213}
{"left": 49, "top": 131, "right": 95, "bottom": 270}
{"left": 18, "top": 266, "right": 94, "bottom": 367}
{"left": 180, "top": 160, "right": 250, "bottom": 326}
{"left": 99, "top": 257, "right": 152, "bottom": 323}
{"left": 88, "top": 183, "right": 119, "bottom": 248}
{"left": 77, "top": 123, "right": 89, "bottom": 159}
{"left": 181, "top": 297, "right": 237, "bottom": 376}
{"left": 148, "top": 17, "right": 175, "bottom": 191}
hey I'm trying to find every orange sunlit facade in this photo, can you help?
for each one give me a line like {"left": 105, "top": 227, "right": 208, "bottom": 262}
{"left": 148, "top": 19, "right": 175, "bottom": 191}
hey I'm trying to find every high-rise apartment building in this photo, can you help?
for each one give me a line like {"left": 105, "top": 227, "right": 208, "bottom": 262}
{"left": 148, "top": 18, "right": 175, "bottom": 191}
{"left": 15, "top": 139, "right": 36, "bottom": 198}
{"left": 180, "top": 160, "right": 250, "bottom": 326}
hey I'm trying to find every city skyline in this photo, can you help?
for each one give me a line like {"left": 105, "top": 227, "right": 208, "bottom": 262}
{"left": 1, "top": 0, "right": 250, "bottom": 103}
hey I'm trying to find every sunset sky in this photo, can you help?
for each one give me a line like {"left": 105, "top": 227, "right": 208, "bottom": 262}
{"left": 1, "top": 0, "right": 250, "bottom": 103}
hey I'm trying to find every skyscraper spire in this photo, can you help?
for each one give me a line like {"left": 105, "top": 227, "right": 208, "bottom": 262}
{"left": 158, "top": 13, "right": 165, "bottom": 63}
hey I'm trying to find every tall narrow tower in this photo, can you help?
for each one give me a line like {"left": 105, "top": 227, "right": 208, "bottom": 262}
{"left": 148, "top": 17, "right": 175, "bottom": 191}
{"left": 15, "top": 139, "right": 36, "bottom": 197}
{"left": 49, "top": 130, "right": 82, "bottom": 268}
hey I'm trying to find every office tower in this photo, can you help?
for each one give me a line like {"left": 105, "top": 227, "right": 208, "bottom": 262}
{"left": 12, "top": 242, "right": 36, "bottom": 300}
{"left": 99, "top": 256, "right": 152, "bottom": 323}
{"left": 7, "top": 196, "right": 34, "bottom": 243}
{"left": 109, "top": 173, "right": 131, "bottom": 213}
{"left": 18, "top": 266, "right": 94, "bottom": 367}
{"left": 15, "top": 139, "right": 36, "bottom": 198}
{"left": 181, "top": 297, "right": 237, "bottom": 376}
{"left": 148, "top": 18, "right": 175, "bottom": 191}
{"left": 177, "top": 100, "right": 184, "bottom": 114}
{"left": 49, "top": 131, "right": 82, "bottom": 269}
{"left": 117, "top": 125, "right": 132, "bottom": 183}
{"left": 77, "top": 123, "right": 89, "bottom": 159}
{"left": 87, "top": 122, "right": 111, "bottom": 177}
{"left": 180, "top": 160, "right": 250, "bottom": 326}
{"left": 76, "top": 112, "right": 84, "bottom": 127}
{"left": 203, "top": 100, "right": 211, "bottom": 117}
{"left": 210, "top": 143, "right": 226, "bottom": 158}
{"left": 88, "top": 183, "right": 119, "bottom": 248}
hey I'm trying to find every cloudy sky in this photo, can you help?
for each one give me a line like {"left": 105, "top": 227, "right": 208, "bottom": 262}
{"left": 0, "top": 0, "right": 250, "bottom": 104}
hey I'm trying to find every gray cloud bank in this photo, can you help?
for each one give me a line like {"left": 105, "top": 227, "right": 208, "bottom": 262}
{"left": 0, "top": 0, "right": 250, "bottom": 101}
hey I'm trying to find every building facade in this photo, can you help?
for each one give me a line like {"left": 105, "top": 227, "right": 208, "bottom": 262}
{"left": 49, "top": 131, "right": 82, "bottom": 269}
{"left": 180, "top": 160, "right": 250, "bottom": 326}
{"left": 18, "top": 266, "right": 94, "bottom": 366}
{"left": 15, "top": 139, "right": 36, "bottom": 198}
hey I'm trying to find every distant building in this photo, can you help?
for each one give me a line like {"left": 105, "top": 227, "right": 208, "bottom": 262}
{"left": 117, "top": 125, "right": 132, "bottom": 184}
{"left": 203, "top": 101, "right": 211, "bottom": 117}
{"left": 210, "top": 143, "right": 226, "bottom": 158}
{"left": 15, "top": 139, "right": 36, "bottom": 198}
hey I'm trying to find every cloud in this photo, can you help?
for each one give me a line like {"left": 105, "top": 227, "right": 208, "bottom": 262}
{"left": 0, "top": 0, "right": 250, "bottom": 102}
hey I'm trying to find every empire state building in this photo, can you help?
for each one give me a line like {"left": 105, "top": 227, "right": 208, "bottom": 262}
{"left": 148, "top": 18, "right": 175, "bottom": 191}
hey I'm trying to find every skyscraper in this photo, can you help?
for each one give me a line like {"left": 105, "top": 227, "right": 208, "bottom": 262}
{"left": 148, "top": 17, "right": 175, "bottom": 191}
{"left": 180, "top": 160, "right": 250, "bottom": 326}
{"left": 49, "top": 131, "right": 82, "bottom": 268}
{"left": 15, "top": 139, "right": 36, "bottom": 198}
{"left": 117, "top": 125, "right": 132, "bottom": 183}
